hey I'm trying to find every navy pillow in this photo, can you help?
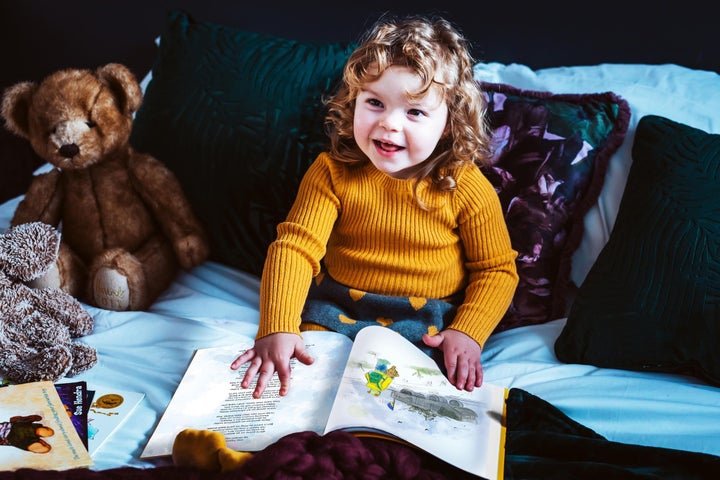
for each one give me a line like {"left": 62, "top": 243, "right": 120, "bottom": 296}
{"left": 555, "top": 115, "right": 720, "bottom": 385}
{"left": 130, "top": 10, "right": 355, "bottom": 275}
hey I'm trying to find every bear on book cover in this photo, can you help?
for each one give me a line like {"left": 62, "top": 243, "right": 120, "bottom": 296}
{"left": 0, "top": 414, "right": 55, "bottom": 453}
{"left": 0, "top": 381, "right": 93, "bottom": 471}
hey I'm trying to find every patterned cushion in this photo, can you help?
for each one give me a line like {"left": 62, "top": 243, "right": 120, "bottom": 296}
{"left": 130, "top": 10, "right": 355, "bottom": 275}
{"left": 480, "top": 82, "right": 630, "bottom": 332}
{"left": 555, "top": 115, "right": 720, "bottom": 385}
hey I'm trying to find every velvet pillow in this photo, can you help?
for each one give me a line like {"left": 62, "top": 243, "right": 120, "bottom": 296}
{"left": 555, "top": 115, "right": 720, "bottom": 385}
{"left": 130, "top": 10, "right": 355, "bottom": 275}
{"left": 480, "top": 82, "right": 630, "bottom": 332}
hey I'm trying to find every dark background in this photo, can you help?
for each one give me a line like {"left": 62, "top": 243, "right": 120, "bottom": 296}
{"left": 1, "top": 0, "right": 714, "bottom": 204}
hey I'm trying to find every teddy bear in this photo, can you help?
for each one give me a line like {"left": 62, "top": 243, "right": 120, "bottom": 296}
{"left": 1, "top": 63, "right": 209, "bottom": 311}
{"left": 0, "top": 221, "right": 97, "bottom": 384}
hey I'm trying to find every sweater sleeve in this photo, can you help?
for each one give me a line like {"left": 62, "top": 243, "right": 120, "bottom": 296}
{"left": 257, "top": 153, "right": 341, "bottom": 338}
{"left": 448, "top": 166, "right": 519, "bottom": 347}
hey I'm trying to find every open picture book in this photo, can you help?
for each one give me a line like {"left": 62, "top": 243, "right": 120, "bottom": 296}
{"left": 141, "top": 325, "right": 508, "bottom": 479}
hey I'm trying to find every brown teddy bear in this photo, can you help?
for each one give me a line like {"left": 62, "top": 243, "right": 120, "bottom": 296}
{"left": 1, "top": 63, "right": 209, "bottom": 311}
{"left": 0, "top": 222, "right": 97, "bottom": 383}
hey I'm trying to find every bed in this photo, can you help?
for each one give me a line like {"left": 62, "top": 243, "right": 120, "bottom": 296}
{"left": 1, "top": 5, "right": 720, "bottom": 480}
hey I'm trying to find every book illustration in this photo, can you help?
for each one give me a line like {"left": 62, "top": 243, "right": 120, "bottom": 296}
{"left": 324, "top": 326, "right": 505, "bottom": 479}
{"left": 389, "top": 388, "right": 478, "bottom": 423}
{"left": 1, "top": 414, "right": 55, "bottom": 453}
{"left": 364, "top": 358, "right": 398, "bottom": 396}
{"left": 362, "top": 357, "right": 480, "bottom": 422}
{"left": 0, "top": 381, "right": 93, "bottom": 471}
{"left": 55, "top": 381, "right": 90, "bottom": 448}
{"left": 336, "top": 367, "right": 492, "bottom": 436}
{"left": 88, "top": 393, "right": 121, "bottom": 442}
{"left": 87, "top": 387, "right": 145, "bottom": 456}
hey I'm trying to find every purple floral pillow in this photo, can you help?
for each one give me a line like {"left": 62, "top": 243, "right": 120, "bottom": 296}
{"left": 479, "top": 82, "right": 630, "bottom": 332}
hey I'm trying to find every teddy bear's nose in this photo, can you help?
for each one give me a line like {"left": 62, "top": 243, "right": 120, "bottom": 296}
{"left": 59, "top": 144, "right": 80, "bottom": 158}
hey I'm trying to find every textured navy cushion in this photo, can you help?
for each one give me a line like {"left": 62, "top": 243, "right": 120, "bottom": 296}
{"left": 130, "top": 10, "right": 355, "bottom": 275}
{"left": 555, "top": 115, "right": 720, "bottom": 385}
{"left": 480, "top": 83, "right": 629, "bottom": 332}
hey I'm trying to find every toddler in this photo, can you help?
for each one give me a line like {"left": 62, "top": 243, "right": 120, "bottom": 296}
{"left": 232, "top": 14, "right": 518, "bottom": 398}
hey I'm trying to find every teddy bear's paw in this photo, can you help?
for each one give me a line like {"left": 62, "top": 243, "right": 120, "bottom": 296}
{"left": 175, "top": 234, "right": 210, "bottom": 270}
{"left": 66, "top": 343, "right": 98, "bottom": 377}
{"left": 92, "top": 267, "right": 130, "bottom": 311}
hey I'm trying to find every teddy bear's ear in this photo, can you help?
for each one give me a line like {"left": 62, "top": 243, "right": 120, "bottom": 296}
{"left": 95, "top": 63, "right": 143, "bottom": 116}
{"left": 1, "top": 81, "right": 37, "bottom": 139}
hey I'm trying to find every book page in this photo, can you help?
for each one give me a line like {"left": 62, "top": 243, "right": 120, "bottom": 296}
{"left": 323, "top": 326, "right": 506, "bottom": 480}
{"left": 141, "top": 331, "right": 353, "bottom": 458}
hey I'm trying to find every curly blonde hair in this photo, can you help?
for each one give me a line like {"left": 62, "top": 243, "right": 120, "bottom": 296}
{"left": 324, "top": 14, "right": 492, "bottom": 200}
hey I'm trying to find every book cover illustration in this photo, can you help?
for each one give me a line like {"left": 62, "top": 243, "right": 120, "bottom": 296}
{"left": 87, "top": 387, "right": 145, "bottom": 456}
{"left": 0, "top": 381, "right": 93, "bottom": 471}
{"left": 324, "top": 326, "right": 506, "bottom": 479}
{"left": 55, "top": 381, "right": 90, "bottom": 448}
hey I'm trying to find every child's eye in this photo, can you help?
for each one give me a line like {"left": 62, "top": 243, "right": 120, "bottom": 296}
{"left": 408, "top": 108, "right": 425, "bottom": 117}
{"left": 367, "top": 98, "right": 383, "bottom": 108}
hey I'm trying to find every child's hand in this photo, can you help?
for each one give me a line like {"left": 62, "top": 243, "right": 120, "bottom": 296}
{"left": 230, "top": 333, "right": 314, "bottom": 399}
{"left": 422, "top": 329, "right": 483, "bottom": 391}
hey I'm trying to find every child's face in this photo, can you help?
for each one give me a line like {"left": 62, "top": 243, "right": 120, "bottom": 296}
{"left": 353, "top": 66, "right": 448, "bottom": 178}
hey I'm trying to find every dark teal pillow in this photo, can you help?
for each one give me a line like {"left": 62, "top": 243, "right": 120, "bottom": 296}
{"left": 555, "top": 115, "right": 720, "bottom": 385}
{"left": 130, "top": 10, "right": 355, "bottom": 275}
{"left": 480, "top": 83, "right": 630, "bottom": 332}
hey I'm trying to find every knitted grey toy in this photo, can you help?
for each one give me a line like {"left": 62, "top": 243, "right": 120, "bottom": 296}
{"left": 0, "top": 222, "right": 96, "bottom": 383}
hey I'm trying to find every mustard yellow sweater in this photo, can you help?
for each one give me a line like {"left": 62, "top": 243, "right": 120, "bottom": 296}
{"left": 258, "top": 152, "right": 518, "bottom": 347}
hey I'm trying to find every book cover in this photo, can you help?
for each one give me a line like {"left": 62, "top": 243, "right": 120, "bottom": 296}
{"left": 54, "top": 381, "right": 90, "bottom": 448}
{"left": 87, "top": 386, "right": 145, "bottom": 456}
{"left": 0, "top": 380, "right": 93, "bottom": 471}
{"left": 141, "top": 327, "right": 506, "bottom": 479}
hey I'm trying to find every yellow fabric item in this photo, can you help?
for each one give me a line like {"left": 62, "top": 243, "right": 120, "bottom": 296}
{"left": 258, "top": 152, "right": 518, "bottom": 347}
{"left": 300, "top": 322, "right": 331, "bottom": 332}
{"left": 172, "top": 428, "right": 252, "bottom": 472}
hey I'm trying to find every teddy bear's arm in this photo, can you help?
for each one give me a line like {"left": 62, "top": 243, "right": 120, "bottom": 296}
{"left": 128, "top": 152, "right": 210, "bottom": 269}
{"left": 11, "top": 170, "right": 63, "bottom": 227}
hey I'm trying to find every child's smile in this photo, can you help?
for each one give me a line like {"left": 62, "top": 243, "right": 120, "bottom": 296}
{"left": 373, "top": 139, "right": 405, "bottom": 155}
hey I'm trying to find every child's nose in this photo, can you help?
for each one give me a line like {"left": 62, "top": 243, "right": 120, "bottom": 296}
{"left": 379, "top": 110, "right": 403, "bottom": 131}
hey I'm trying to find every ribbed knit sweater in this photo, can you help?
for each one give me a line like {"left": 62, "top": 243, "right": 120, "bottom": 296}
{"left": 258, "top": 152, "right": 518, "bottom": 347}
